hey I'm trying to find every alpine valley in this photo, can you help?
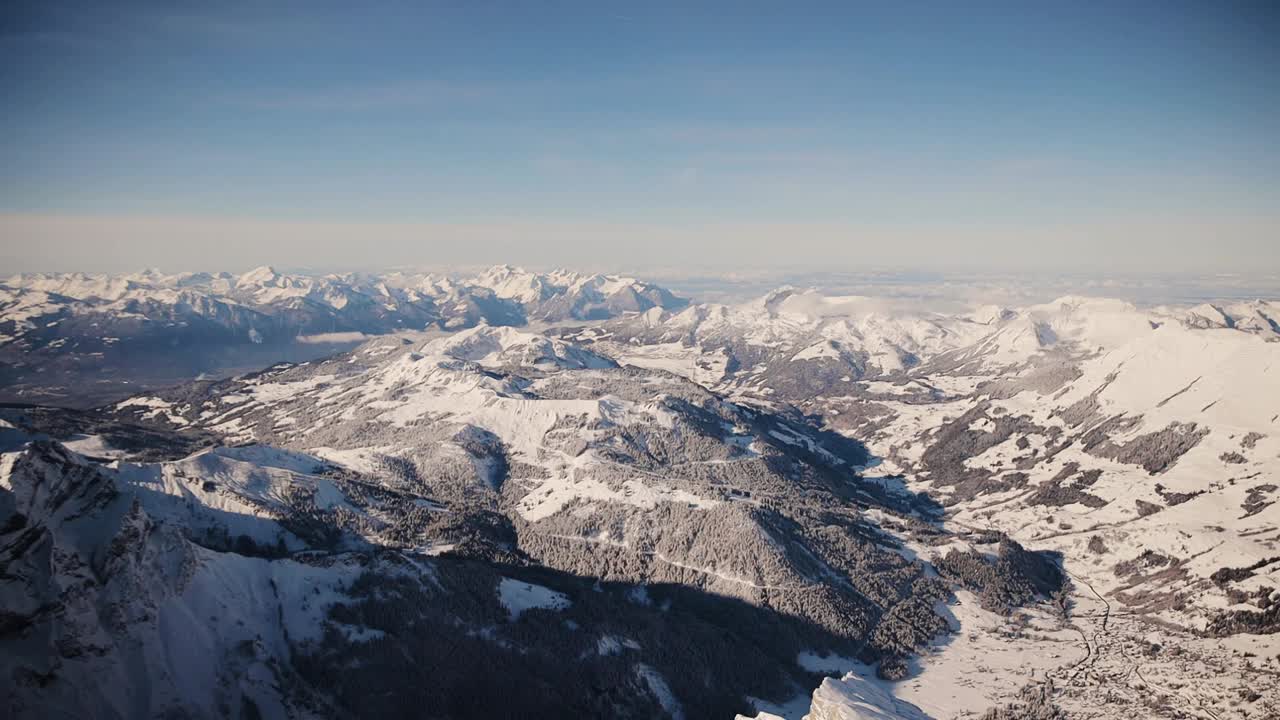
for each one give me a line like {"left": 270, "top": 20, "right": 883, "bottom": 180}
{"left": 2, "top": 267, "right": 1278, "bottom": 719}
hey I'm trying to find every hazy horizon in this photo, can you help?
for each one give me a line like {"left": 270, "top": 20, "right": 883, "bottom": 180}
{"left": 4, "top": 2, "right": 1278, "bottom": 273}
{"left": 7, "top": 260, "right": 1278, "bottom": 309}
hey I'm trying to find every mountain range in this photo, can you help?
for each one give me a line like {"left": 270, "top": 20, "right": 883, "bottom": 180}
{"left": 2, "top": 269, "right": 1278, "bottom": 719}
{"left": 0, "top": 266, "right": 686, "bottom": 406}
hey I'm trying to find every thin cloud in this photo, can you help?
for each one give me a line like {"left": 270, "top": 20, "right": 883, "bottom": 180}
{"left": 222, "top": 80, "right": 500, "bottom": 112}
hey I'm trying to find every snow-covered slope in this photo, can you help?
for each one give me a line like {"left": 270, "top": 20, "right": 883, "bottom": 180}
{"left": 601, "top": 290, "right": 1280, "bottom": 719}
{"left": 3, "top": 435, "right": 784, "bottom": 719}
{"left": 560, "top": 293, "right": 1278, "bottom": 416}
{"left": 6, "top": 280, "right": 1279, "bottom": 720}
{"left": 102, "top": 326, "right": 954, "bottom": 620}
{"left": 0, "top": 440, "right": 370, "bottom": 719}
{"left": 0, "top": 266, "right": 686, "bottom": 406}
{"left": 1, "top": 264, "right": 686, "bottom": 339}
{"left": 11, "top": 322, "right": 1031, "bottom": 719}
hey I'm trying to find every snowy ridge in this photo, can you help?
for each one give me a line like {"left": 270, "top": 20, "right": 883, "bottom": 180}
{"left": 2, "top": 339, "right": 951, "bottom": 720}
{"left": 0, "top": 266, "right": 686, "bottom": 405}
{"left": 1, "top": 264, "right": 686, "bottom": 341}
{"left": 565, "top": 291, "right": 1279, "bottom": 392}
{"left": 558, "top": 288, "right": 1280, "bottom": 719}
{"left": 5, "top": 278, "right": 1279, "bottom": 720}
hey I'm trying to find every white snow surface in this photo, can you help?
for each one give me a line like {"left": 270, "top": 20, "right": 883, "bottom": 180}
{"left": 497, "top": 577, "right": 570, "bottom": 620}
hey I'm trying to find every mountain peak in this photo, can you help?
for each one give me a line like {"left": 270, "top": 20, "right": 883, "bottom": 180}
{"left": 236, "top": 265, "right": 281, "bottom": 287}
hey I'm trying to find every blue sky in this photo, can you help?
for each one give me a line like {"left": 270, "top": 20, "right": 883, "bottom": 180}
{"left": 1, "top": 1, "right": 1277, "bottom": 272}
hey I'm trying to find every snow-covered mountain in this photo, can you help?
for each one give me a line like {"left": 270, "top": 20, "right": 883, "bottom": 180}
{"left": 100, "top": 325, "right": 967, "bottom": 638}
{"left": 2, "top": 265, "right": 685, "bottom": 335}
{"left": 4, "top": 279, "right": 1279, "bottom": 720}
{"left": 0, "top": 266, "right": 686, "bottom": 406}
{"left": 6, "top": 323, "right": 1068, "bottom": 720}
{"left": 565, "top": 291, "right": 1280, "bottom": 719}
{"left": 565, "top": 291, "right": 1279, "bottom": 395}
